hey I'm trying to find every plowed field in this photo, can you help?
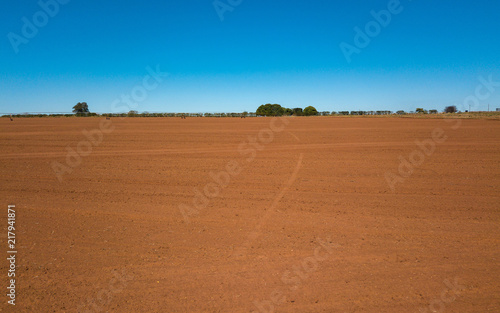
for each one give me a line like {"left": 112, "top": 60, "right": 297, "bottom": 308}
{"left": 1, "top": 116, "right": 499, "bottom": 312}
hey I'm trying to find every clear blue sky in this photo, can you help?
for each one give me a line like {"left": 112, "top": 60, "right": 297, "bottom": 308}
{"left": 1, "top": 0, "right": 499, "bottom": 114}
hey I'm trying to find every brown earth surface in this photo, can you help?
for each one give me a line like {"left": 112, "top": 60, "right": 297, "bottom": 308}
{"left": 0, "top": 116, "right": 499, "bottom": 312}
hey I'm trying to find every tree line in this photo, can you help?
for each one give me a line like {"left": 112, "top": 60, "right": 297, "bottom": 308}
{"left": 256, "top": 104, "right": 318, "bottom": 116}
{"left": 65, "top": 103, "right": 461, "bottom": 117}
{"left": 1, "top": 104, "right": 462, "bottom": 118}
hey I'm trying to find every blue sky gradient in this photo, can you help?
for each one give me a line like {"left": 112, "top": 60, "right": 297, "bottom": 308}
{"left": 1, "top": 0, "right": 499, "bottom": 113}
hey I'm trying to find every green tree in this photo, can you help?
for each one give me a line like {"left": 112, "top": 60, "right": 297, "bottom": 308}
{"left": 256, "top": 104, "right": 284, "bottom": 116}
{"left": 256, "top": 105, "right": 267, "bottom": 116}
{"left": 73, "top": 102, "right": 89, "bottom": 114}
{"left": 444, "top": 106, "right": 457, "bottom": 113}
{"left": 292, "top": 108, "right": 303, "bottom": 116}
{"left": 416, "top": 108, "right": 426, "bottom": 114}
{"left": 303, "top": 106, "right": 318, "bottom": 116}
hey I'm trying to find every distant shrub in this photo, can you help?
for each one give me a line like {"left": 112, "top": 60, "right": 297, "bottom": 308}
{"left": 444, "top": 106, "right": 457, "bottom": 113}
{"left": 303, "top": 106, "right": 318, "bottom": 116}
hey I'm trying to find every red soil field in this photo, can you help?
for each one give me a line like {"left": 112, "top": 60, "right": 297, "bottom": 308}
{"left": 1, "top": 116, "right": 499, "bottom": 312}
